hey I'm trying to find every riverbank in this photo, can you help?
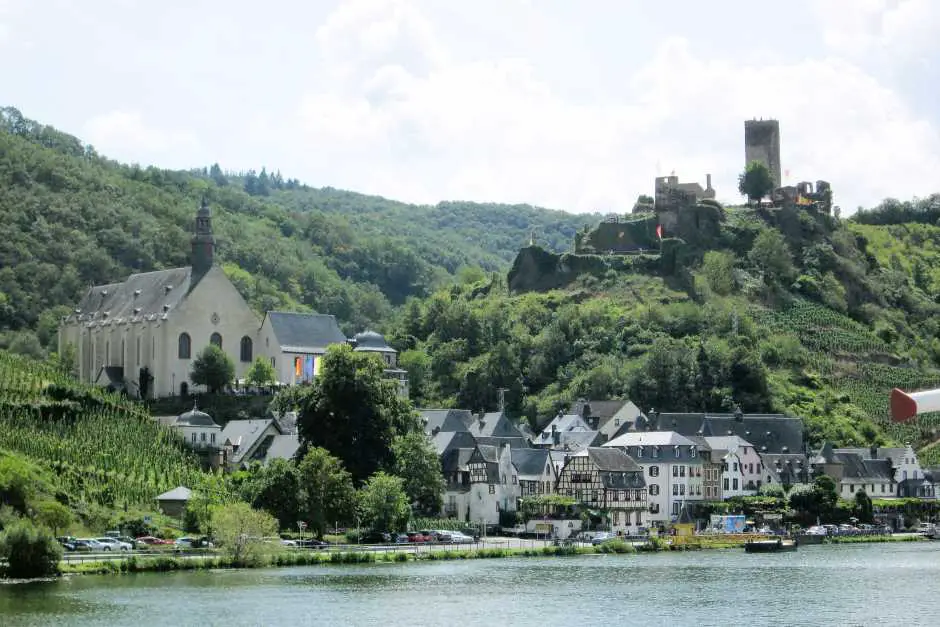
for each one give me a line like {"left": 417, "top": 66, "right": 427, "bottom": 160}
{"left": 55, "top": 533, "right": 928, "bottom": 576}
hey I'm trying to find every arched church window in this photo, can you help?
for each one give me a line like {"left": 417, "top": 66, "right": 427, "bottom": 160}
{"left": 210, "top": 332, "right": 223, "bottom": 349}
{"left": 240, "top": 336, "right": 253, "bottom": 363}
{"left": 178, "top": 333, "right": 192, "bottom": 359}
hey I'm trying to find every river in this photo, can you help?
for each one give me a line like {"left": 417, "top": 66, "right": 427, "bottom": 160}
{"left": 2, "top": 542, "right": 939, "bottom": 626}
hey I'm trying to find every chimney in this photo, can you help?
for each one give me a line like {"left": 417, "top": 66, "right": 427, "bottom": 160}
{"left": 552, "top": 425, "right": 560, "bottom": 446}
{"left": 870, "top": 445, "right": 877, "bottom": 459}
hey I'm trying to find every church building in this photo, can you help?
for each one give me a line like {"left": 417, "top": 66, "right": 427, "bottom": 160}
{"left": 58, "top": 199, "right": 261, "bottom": 398}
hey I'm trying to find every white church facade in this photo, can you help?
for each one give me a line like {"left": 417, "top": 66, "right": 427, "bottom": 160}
{"left": 59, "top": 199, "right": 407, "bottom": 399}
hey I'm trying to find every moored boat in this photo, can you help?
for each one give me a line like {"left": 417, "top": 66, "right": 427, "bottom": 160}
{"left": 744, "top": 538, "right": 798, "bottom": 553}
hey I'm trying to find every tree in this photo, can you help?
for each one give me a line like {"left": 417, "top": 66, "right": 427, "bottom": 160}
{"left": 853, "top": 489, "right": 874, "bottom": 523}
{"left": 245, "top": 356, "right": 277, "bottom": 388}
{"left": 0, "top": 519, "right": 62, "bottom": 578}
{"left": 34, "top": 501, "right": 72, "bottom": 536}
{"left": 748, "top": 228, "right": 795, "bottom": 282}
{"left": 738, "top": 160, "right": 775, "bottom": 205}
{"left": 358, "top": 472, "right": 410, "bottom": 533}
{"left": 244, "top": 458, "right": 301, "bottom": 530}
{"left": 391, "top": 433, "right": 445, "bottom": 516}
{"left": 296, "top": 345, "right": 419, "bottom": 483}
{"left": 790, "top": 474, "right": 839, "bottom": 522}
{"left": 398, "top": 349, "right": 430, "bottom": 404}
{"left": 210, "top": 502, "right": 278, "bottom": 566}
{"left": 701, "top": 250, "right": 736, "bottom": 295}
{"left": 297, "top": 447, "right": 356, "bottom": 538}
{"left": 191, "top": 345, "right": 235, "bottom": 394}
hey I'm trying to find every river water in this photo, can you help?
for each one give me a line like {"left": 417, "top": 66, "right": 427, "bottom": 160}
{"left": 2, "top": 542, "right": 939, "bottom": 626}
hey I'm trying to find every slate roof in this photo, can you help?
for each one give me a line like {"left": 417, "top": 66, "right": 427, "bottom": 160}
{"left": 702, "top": 435, "right": 752, "bottom": 452}
{"left": 264, "top": 311, "right": 347, "bottom": 353}
{"left": 584, "top": 447, "right": 642, "bottom": 472}
{"left": 762, "top": 453, "right": 810, "bottom": 484}
{"left": 432, "top": 430, "right": 477, "bottom": 456}
{"left": 441, "top": 447, "right": 476, "bottom": 473}
{"left": 156, "top": 486, "right": 192, "bottom": 502}
{"left": 265, "top": 435, "right": 301, "bottom": 463}
{"left": 221, "top": 418, "right": 283, "bottom": 463}
{"left": 605, "top": 431, "right": 697, "bottom": 448}
{"left": 468, "top": 412, "right": 526, "bottom": 439}
{"left": 476, "top": 436, "right": 531, "bottom": 449}
{"left": 650, "top": 412, "right": 805, "bottom": 455}
{"left": 511, "top": 448, "right": 552, "bottom": 480}
{"left": 353, "top": 330, "right": 395, "bottom": 352}
{"left": 67, "top": 267, "right": 195, "bottom": 324}
{"left": 836, "top": 447, "right": 910, "bottom": 464}
{"left": 419, "top": 409, "right": 472, "bottom": 435}
{"left": 175, "top": 406, "right": 219, "bottom": 428}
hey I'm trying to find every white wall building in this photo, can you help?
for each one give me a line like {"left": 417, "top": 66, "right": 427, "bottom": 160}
{"left": 258, "top": 311, "right": 347, "bottom": 385}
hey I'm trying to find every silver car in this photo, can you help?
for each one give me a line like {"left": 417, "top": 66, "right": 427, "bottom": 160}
{"left": 96, "top": 537, "right": 132, "bottom": 551}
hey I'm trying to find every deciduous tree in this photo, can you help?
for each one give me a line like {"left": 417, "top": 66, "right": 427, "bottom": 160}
{"left": 358, "top": 472, "right": 410, "bottom": 533}
{"left": 191, "top": 345, "right": 235, "bottom": 394}
{"left": 297, "top": 447, "right": 356, "bottom": 538}
{"left": 737, "top": 160, "right": 775, "bottom": 205}
{"left": 392, "top": 433, "right": 445, "bottom": 516}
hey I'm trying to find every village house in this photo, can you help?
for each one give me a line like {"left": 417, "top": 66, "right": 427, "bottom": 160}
{"left": 532, "top": 411, "right": 600, "bottom": 452}
{"left": 351, "top": 331, "right": 409, "bottom": 399}
{"left": 511, "top": 447, "right": 557, "bottom": 504}
{"left": 257, "top": 311, "right": 347, "bottom": 385}
{"left": 704, "top": 435, "right": 764, "bottom": 496}
{"left": 440, "top": 443, "right": 517, "bottom": 525}
{"left": 835, "top": 444, "right": 932, "bottom": 498}
{"left": 813, "top": 443, "right": 896, "bottom": 499}
{"left": 59, "top": 199, "right": 262, "bottom": 398}
{"left": 570, "top": 398, "right": 647, "bottom": 442}
{"left": 603, "top": 431, "right": 704, "bottom": 525}
{"left": 556, "top": 447, "right": 648, "bottom": 533}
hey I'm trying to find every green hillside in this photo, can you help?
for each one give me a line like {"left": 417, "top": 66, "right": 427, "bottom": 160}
{"left": 389, "top": 201, "right": 940, "bottom": 452}
{"left": 0, "top": 106, "right": 594, "bottom": 354}
{"left": 0, "top": 350, "right": 229, "bottom": 525}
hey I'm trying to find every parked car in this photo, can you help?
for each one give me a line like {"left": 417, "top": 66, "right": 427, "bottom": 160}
{"left": 78, "top": 538, "right": 108, "bottom": 551}
{"left": 407, "top": 531, "right": 432, "bottom": 543}
{"left": 358, "top": 531, "right": 392, "bottom": 544}
{"left": 136, "top": 535, "right": 173, "bottom": 546}
{"left": 97, "top": 537, "right": 132, "bottom": 551}
{"left": 117, "top": 536, "right": 139, "bottom": 549}
{"left": 174, "top": 537, "right": 213, "bottom": 549}
{"left": 393, "top": 534, "right": 410, "bottom": 544}
{"left": 448, "top": 531, "right": 475, "bottom": 544}
{"left": 429, "top": 530, "right": 453, "bottom": 543}
{"left": 296, "top": 538, "right": 329, "bottom": 548}
{"left": 591, "top": 532, "right": 616, "bottom": 546}
{"left": 281, "top": 539, "right": 298, "bottom": 547}
{"left": 57, "top": 536, "right": 79, "bottom": 551}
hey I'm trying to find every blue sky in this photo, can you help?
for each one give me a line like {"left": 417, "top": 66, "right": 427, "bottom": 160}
{"left": 2, "top": 0, "right": 938, "bottom": 213}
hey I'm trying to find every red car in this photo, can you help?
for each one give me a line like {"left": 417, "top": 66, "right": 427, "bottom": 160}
{"left": 136, "top": 535, "right": 173, "bottom": 545}
{"left": 407, "top": 531, "right": 432, "bottom": 543}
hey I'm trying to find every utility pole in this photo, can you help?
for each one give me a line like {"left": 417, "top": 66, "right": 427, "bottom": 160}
{"left": 497, "top": 388, "right": 508, "bottom": 412}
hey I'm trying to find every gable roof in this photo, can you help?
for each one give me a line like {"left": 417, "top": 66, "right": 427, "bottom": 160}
{"left": 265, "top": 434, "right": 301, "bottom": 463}
{"left": 441, "top": 447, "right": 476, "bottom": 472}
{"left": 511, "top": 448, "right": 552, "bottom": 480}
{"left": 265, "top": 311, "right": 347, "bottom": 353}
{"left": 605, "top": 430, "right": 697, "bottom": 448}
{"left": 67, "top": 267, "right": 194, "bottom": 325}
{"left": 156, "top": 486, "right": 192, "bottom": 501}
{"left": 221, "top": 418, "right": 283, "bottom": 463}
{"left": 652, "top": 412, "right": 804, "bottom": 455}
{"left": 468, "top": 412, "right": 525, "bottom": 439}
{"left": 432, "top": 430, "right": 477, "bottom": 456}
{"left": 419, "top": 409, "right": 473, "bottom": 435}
{"left": 584, "top": 447, "right": 642, "bottom": 472}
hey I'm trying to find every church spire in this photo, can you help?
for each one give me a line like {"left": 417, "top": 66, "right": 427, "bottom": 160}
{"left": 191, "top": 196, "right": 215, "bottom": 278}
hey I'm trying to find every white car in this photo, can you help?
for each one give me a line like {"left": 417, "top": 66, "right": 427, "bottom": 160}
{"left": 79, "top": 538, "right": 108, "bottom": 551}
{"left": 97, "top": 537, "right": 132, "bottom": 551}
{"left": 448, "top": 532, "right": 475, "bottom": 544}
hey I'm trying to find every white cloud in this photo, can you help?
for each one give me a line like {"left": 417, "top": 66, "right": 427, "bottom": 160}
{"left": 814, "top": 0, "right": 940, "bottom": 60}
{"left": 83, "top": 111, "right": 203, "bottom": 168}
{"left": 290, "top": 0, "right": 940, "bottom": 214}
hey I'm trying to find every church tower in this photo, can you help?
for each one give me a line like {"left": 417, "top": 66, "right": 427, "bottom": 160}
{"left": 191, "top": 197, "right": 216, "bottom": 279}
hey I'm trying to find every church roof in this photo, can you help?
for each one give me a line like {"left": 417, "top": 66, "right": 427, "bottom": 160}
{"left": 66, "top": 266, "right": 194, "bottom": 324}
{"left": 353, "top": 330, "right": 395, "bottom": 352}
{"left": 265, "top": 311, "right": 347, "bottom": 353}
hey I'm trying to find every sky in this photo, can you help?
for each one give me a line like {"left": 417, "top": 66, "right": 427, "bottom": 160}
{"left": 1, "top": 0, "right": 938, "bottom": 214}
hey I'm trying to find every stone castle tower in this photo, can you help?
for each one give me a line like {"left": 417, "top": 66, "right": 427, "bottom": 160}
{"left": 191, "top": 197, "right": 216, "bottom": 279}
{"left": 744, "top": 119, "right": 781, "bottom": 189}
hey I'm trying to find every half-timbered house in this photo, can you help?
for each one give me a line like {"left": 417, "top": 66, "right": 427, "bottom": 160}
{"left": 557, "top": 447, "right": 647, "bottom": 533}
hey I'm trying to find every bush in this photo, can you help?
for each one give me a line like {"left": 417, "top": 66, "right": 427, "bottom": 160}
{"left": 597, "top": 539, "right": 636, "bottom": 554}
{"left": 0, "top": 519, "right": 62, "bottom": 578}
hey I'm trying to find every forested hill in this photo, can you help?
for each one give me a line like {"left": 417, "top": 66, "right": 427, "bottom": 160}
{"left": 0, "top": 106, "right": 595, "bottom": 354}
{"left": 386, "top": 194, "right": 940, "bottom": 456}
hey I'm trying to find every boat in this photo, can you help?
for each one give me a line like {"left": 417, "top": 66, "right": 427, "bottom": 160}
{"left": 795, "top": 532, "right": 826, "bottom": 545}
{"left": 744, "top": 538, "right": 798, "bottom": 553}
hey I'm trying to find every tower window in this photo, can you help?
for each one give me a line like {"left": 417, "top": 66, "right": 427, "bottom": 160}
{"left": 210, "top": 332, "right": 222, "bottom": 349}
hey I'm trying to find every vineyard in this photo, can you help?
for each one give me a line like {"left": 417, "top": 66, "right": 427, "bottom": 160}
{"left": 0, "top": 350, "right": 227, "bottom": 510}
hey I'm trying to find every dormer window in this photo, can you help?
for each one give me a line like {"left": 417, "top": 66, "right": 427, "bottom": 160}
{"left": 637, "top": 446, "right": 644, "bottom": 458}
{"left": 690, "top": 446, "right": 697, "bottom": 457}
{"left": 674, "top": 446, "right": 680, "bottom": 458}
{"left": 134, "top": 289, "right": 141, "bottom": 297}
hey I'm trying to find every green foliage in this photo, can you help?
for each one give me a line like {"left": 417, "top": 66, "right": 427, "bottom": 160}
{"left": 190, "top": 345, "right": 235, "bottom": 393}
{"left": 748, "top": 228, "right": 795, "bottom": 283}
{"left": 738, "top": 161, "right": 775, "bottom": 204}
{"left": 294, "top": 344, "right": 418, "bottom": 483}
{"left": 391, "top": 432, "right": 445, "bottom": 516}
{"left": 0, "top": 519, "right": 61, "bottom": 578}
{"left": 357, "top": 471, "right": 410, "bottom": 533}
{"left": 853, "top": 489, "right": 874, "bottom": 523}
{"left": 297, "top": 447, "right": 356, "bottom": 538}
{"left": 245, "top": 356, "right": 277, "bottom": 388}
{"left": 701, "top": 250, "right": 736, "bottom": 295}
{"left": 210, "top": 502, "right": 279, "bottom": 566}
{"left": 789, "top": 475, "right": 839, "bottom": 522}
{"left": 241, "top": 459, "right": 301, "bottom": 531}
{"left": 33, "top": 501, "right": 72, "bottom": 536}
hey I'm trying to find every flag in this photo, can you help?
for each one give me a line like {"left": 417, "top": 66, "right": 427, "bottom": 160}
{"left": 656, "top": 224, "right": 663, "bottom": 239}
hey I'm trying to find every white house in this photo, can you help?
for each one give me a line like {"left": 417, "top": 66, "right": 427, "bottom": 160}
{"left": 556, "top": 448, "right": 648, "bottom": 533}
{"left": 441, "top": 443, "right": 517, "bottom": 526}
{"left": 704, "top": 435, "right": 764, "bottom": 497}
{"left": 257, "top": 311, "right": 347, "bottom": 385}
{"left": 352, "top": 331, "right": 409, "bottom": 398}
{"left": 172, "top": 406, "right": 222, "bottom": 450}
{"left": 511, "top": 447, "right": 557, "bottom": 505}
{"left": 58, "top": 199, "right": 261, "bottom": 398}
{"left": 603, "top": 431, "right": 704, "bottom": 526}
{"left": 221, "top": 418, "right": 299, "bottom": 470}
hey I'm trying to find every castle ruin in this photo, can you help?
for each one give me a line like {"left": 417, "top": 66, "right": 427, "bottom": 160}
{"left": 745, "top": 119, "right": 782, "bottom": 189}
